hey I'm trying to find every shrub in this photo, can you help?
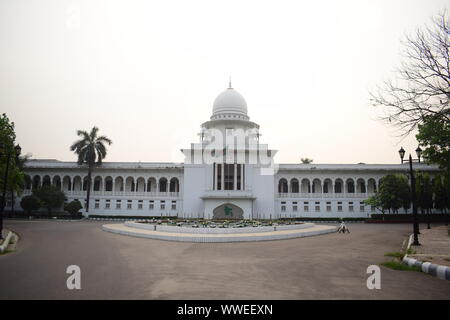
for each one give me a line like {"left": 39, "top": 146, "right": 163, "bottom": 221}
{"left": 32, "top": 185, "right": 66, "bottom": 214}
{"left": 20, "top": 195, "right": 40, "bottom": 215}
{"left": 64, "top": 200, "right": 83, "bottom": 217}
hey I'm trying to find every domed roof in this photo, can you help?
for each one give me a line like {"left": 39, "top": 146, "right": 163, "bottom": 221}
{"left": 212, "top": 87, "right": 248, "bottom": 117}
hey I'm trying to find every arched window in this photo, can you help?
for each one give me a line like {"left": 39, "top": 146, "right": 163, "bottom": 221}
{"left": 82, "top": 177, "right": 89, "bottom": 191}
{"left": 93, "top": 177, "right": 102, "bottom": 191}
{"left": 334, "top": 179, "right": 343, "bottom": 193}
{"left": 301, "top": 179, "right": 311, "bottom": 193}
{"left": 136, "top": 177, "right": 146, "bottom": 192}
{"left": 105, "top": 177, "right": 113, "bottom": 191}
{"left": 52, "top": 176, "right": 61, "bottom": 189}
{"left": 43, "top": 175, "right": 51, "bottom": 187}
{"left": 323, "top": 179, "right": 332, "bottom": 193}
{"left": 32, "top": 176, "right": 41, "bottom": 189}
{"left": 125, "top": 177, "right": 135, "bottom": 192}
{"left": 63, "top": 176, "right": 72, "bottom": 191}
{"left": 278, "top": 179, "right": 288, "bottom": 193}
{"left": 290, "top": 178, "right": 299, "bottom": 193}
{"left": 147, "top": 178, "right": 156, "bottom": 192}
{"left": 312, "top": 179, "right": 322, "bottom": 193}
{"left": 367, "top": 178, "right": 377, "bottom": 193}
{"left": 346, "top": 179, "right": 355, "bottom": 193}
{"left": 24, "top": 175, "right": 32, "bottom": 190}
{"left": 169, "top": 178, "right": 180, "bottom": 192}
{"left": 159, "top": 178, "right": 168, "bottom": 192}
{"left": 114, "top": 177, "right": 124, "bottom": 192}
{"left": 357, "top": 178, "right": 366, "bottom": 193}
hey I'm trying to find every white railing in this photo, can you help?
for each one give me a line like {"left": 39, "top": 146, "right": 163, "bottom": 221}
{"left": 277, "top": 192, "right": 373, "bottom": 199}
{"left": 203, "top": 189, "right": 254, "bottom": 198}
{"left": 21, "top": 189, "right": 180, "bottom": 198}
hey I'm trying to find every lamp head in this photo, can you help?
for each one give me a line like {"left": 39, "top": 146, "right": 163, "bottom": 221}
{"left": 415, "top": 146, "right": 422, "bottom": 160}
{"left": 398, "top": 147, "right": 406, "bottom": 161}
{"left": 15, "top": 144, "right": 21, "bottom": 156}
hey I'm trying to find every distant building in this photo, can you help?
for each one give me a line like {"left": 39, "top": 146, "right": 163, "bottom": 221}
{"left": 16, "top": 85, "right": 439, "bottom": 218}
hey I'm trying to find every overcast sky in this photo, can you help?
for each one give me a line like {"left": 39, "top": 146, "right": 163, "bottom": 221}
{"left": 1, "top": 0, "right": 448, "bottom": 164}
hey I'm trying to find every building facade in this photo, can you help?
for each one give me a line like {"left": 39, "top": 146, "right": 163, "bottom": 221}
{"left": 16, "top": 85, "right": 439, "bottom": 218}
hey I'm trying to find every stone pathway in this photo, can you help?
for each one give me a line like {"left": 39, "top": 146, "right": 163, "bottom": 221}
{"left": 409, "top": 225, "right": 450, "bottom": 267}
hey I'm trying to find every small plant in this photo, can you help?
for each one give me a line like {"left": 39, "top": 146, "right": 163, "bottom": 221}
{"left": 406, "top": 248, "right": 416, "bottom": 255}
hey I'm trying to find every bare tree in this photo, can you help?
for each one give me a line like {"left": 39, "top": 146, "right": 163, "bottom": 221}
{"left": 371, "top": 11, "right": 449, "bottom": 136}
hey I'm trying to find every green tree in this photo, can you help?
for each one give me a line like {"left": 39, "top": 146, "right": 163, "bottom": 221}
{"left": 20, "top": 195, "right": 40, "bottom": 215}
{"left": 377, "top": 174, "right": 410, "bottom": 214}
{"left": 32, "top": 185, "right": 66, "bottom": 215}
{"left": 433, "top": 175, "right": 448, "bottom": 213}
{"left": 0, "top": 114, "right": 18, "bottom": 206}
{"left": 0, "top": 113, "right": 23, "bottom": 236}
{"left": 70, "top": 127, "right": 112, "bottom": 213}
{"left": 300, "top": 158, "right": 313, "bottom": 164}
{"left": 444, "top": 173, "right": 450, "bottom": 212}
{"left": 8, "top": 154, "right": 28, "bottom": 214}
{"left": 364, "top": 193, "right": 385, "bottom": 217}
{"left": 416, "top": 172, "right": 434, "bottom": 228}
{"left": 416, "top": 112, "right": 450, "bottom": 173}
{"left": 64, "top": 200, "right": 83, "bottom": 217}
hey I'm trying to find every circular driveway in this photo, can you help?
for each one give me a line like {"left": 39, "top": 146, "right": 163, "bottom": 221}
{"left": 0, "top": 220, "right": 449, "bottom": 299}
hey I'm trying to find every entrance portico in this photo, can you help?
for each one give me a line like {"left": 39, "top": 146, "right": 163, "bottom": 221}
{"left": 201, "top": 191, "right": 255, "bottom": 219}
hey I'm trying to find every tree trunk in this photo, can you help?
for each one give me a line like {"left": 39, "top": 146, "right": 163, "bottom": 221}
{"left": 85, "top": 163, "right": 93, "bottom": 213}
{"left": 10, "top": 190, "right": 14, "bottom": 216}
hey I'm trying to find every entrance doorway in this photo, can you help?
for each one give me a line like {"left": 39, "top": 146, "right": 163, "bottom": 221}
{"left": 212, "top": 203, "right": 244, "bottom": 219}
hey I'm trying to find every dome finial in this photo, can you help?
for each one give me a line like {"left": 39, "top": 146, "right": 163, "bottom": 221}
{"left": 228, "top": 76, "right": 232, "bottom": 89}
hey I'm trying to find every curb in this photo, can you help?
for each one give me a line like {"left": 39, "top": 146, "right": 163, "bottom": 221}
{"left": 102, "top": 223, "right": 338, "bottom": 243}
{"left": 0, "top": 231, "right": 13, "bottom": 253}
{"left": 402, "top": 234, "right": 450, "bottom": 281}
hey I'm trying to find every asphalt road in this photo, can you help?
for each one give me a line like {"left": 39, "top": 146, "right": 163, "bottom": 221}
{"left": 0, "top": 220, "right": 449, "bottom": 299}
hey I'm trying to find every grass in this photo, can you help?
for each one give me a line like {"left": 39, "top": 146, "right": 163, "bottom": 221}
{"left": 406, "top": 248, "right": 416, "bottom": 255}
{"left": 381, "top": 261, "right": 422, "bottom": 272}
{"left": 384, "top": 252, "right": 404, "bottom": 258}
{"left": 0, "top": 249, "right": 12, "bottom": 256}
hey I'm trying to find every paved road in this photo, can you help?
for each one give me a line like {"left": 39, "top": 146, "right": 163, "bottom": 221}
{"left": 0, "top": 220, "right": 449, "bottom": 299}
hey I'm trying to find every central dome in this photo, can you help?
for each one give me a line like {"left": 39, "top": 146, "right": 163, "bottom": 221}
{"left": 212, "top": 87, "right": 248, "bottom": 118}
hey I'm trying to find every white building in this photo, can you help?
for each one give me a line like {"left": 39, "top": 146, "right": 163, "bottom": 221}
{"left": 17, "top": 85, "right": 439, "bottom": 219}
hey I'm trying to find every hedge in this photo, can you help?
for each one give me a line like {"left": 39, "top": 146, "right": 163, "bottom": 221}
{"left": 370, "top": 213, "right": 450, "bottom": 222}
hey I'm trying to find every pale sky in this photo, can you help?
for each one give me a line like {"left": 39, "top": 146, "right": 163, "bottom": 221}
{"left": 1, "top": 0, "right": 448, "bottom": 164}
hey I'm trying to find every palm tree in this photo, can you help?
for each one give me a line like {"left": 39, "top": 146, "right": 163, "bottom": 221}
{"left": 70, "top": 127, "right": 112, "bottom": 213}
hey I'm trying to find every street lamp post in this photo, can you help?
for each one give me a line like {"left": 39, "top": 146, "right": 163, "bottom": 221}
{"left": 399, "top": 146, "right": 422, "bottom": 246}
{"left": 0, "top": 143, "right": 21, "bottom": 239}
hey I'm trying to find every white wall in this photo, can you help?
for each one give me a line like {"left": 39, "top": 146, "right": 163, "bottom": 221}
{"left": 182, "top": 164, "right": 206, "bottom": 218}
